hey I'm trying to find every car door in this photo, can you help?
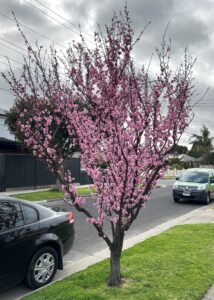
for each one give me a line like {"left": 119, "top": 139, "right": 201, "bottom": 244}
{"left": 0, "top": 200, "right": 25, "bottom": 290}
{"left": 0, "top": 201, "right": 41, "bottom": 290}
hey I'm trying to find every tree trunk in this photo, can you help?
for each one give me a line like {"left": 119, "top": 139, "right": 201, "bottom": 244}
{"left": 55, "top": 177, "right": 62, "bottom": 190}
{"left": 107, "top": 232, "right": 124, "bottom": 287}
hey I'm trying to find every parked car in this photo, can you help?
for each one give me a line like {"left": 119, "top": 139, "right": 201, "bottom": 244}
{"left": 173, "top": 168, "right": 214, "bottom": 204}
{"left": 0, "top": 197, "right": 75, "bottom": 291}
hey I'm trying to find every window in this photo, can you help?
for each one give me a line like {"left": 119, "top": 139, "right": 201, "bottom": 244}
{"left": 210, "top": 174, "right": 214, "bottom": 183}
{"left": 22, "top": 205, "right": 38, "bottom": 224}
{"left": 179, "top": 172, "right": 209, "bottom": 183}
{"left": 0, "top": 201, "right": 24, "bottom": 232}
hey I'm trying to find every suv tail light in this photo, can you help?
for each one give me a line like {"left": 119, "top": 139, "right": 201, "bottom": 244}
{"left": 68, "top": 211, "right": 74, "bottom": 224}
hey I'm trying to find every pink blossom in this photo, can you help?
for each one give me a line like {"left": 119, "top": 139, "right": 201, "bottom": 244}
{"left": 4, "top": 6, "right": 195, "bottom": 257}
{"left": 74, "top": 196, "right": 85, "bottom": 206}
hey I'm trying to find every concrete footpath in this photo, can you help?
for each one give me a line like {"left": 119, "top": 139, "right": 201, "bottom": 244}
{"left": 18, "top": 202, "right": 214, "bottom": 300}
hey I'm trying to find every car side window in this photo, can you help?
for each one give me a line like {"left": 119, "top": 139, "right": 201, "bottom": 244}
{"left": 0, "top": 201, "right": 24, "bottom": 232}
{"left": 22, "top": 205, "right": 39, "bottom": 224}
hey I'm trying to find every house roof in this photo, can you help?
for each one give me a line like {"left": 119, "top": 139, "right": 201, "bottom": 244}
{"left": 0, "top": 108, "right": 7, "bottom": 117}
{"left": 0, "top": 137, "right": 17, "bottom": 144}
{"left": 0, "top": 137, "right": 26, "bottom": 153}
{"left": 0, "top": 137, "right": 18, "bottom": 146}
{"left": 179, "top": 154, "right": 201, "bottom": 162}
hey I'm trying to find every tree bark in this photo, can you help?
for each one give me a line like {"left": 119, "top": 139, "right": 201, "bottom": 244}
{"left": 55, "top": 177, "right": 62, "bottom": 190}
{"left": 107, "top": 232, "right": 124, "bottom": 287}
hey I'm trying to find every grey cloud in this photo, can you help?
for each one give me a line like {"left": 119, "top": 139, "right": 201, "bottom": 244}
{"left": 0, "top": 0, "right": 49, "bottom": 29}
{"left": 62, "top": 0, "right": 100, "bottom": 30}
{"left": 0, "top": 0, "right": 77, "bottom": 51}
{"left": 0, "top": 0, "right": 214, "bottom": 146}
{"left": 170, "top": 16, "right": 210, "bottom": 50}
{"left": 61, "top": 0, "right": 174, "bottom": 36}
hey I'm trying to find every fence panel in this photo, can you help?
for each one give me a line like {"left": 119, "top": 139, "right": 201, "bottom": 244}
{"left": 1, "top": 154, "right": 80, "bottom": 191}
{"left": 0, "top": 154, "right": 5, "bottom": 191}
{"left": 199, "top": 165, "right": 214, "bottom": 169}
{"left": 164, "top": 169, "right": 183, "bottom": 177}
{"left": 66, "top": 158, "right": 81, "bottom": 183}
{"left": 35, "top": 159, "right": 56, "bottom": 187}
{"left": 5, "top": 155, "right": 38, "bottom": 189}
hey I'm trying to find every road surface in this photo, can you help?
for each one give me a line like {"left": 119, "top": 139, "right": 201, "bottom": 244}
{"left": 1, "top": 180, "right": 206, "bottom": 300}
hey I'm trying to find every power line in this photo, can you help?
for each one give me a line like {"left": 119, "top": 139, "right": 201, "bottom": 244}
{"left": 0, "top": 42, "right": 26, "bottom": 57}
{"left": 195, "top": 103, "right": 214, "bottom": 105}
{"left": 0, "top": 87, "right": 10, "bottom": 92}
{"left": 30, "top": 0, "right": 149, "bottom": 72}
{"left": 21, "top": 1, "right": 143, "bottom": 71}
{"left": 0, "top": 11, "right": 67, "bottom": 49}
{"left": 194, "top": 104, "right": 214, "bottom": 107}
{"left": 33, "top": 0, "right": 95, "bottom": 40}
{"left": 0, "top": 9, "right": 143, "bottom": 74}
{"left": 0, "top": 60, "right": 22, "bottom": 70}
{"left": 0, "top": 55, "right": 23, "bottom": 65}
{"left": 0, "top": 38, "right": 66, "bottom": 75}
{"left": 23, "top": 0, "right": 95, "bottom": 46}
{"left": 0, "top": 37, "right": 28, "bottom": 54}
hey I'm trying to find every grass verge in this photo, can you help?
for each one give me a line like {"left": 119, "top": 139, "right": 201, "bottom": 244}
{"left": 12, "top": 187, "right": 96, "bottom": 201}
{"left": 22, "top": 224, "right": 214, "bottom": 300}
{"left": 12, "top": 183, "right": 164, "bottom": 202}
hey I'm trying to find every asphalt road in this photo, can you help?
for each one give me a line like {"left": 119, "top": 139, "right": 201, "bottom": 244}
{"left": 1, "top": 180, "right": 206, "bottom": 300}
{"left": 45, "top": 180, "right": 204, "bottom": 263}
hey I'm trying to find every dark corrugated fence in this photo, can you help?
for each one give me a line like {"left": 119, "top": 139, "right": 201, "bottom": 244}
{"left": 0, "top": 154, "right": 80, "bottom": 191}
{"left": 0, "top": 155, "right": 5, "bottom": 191}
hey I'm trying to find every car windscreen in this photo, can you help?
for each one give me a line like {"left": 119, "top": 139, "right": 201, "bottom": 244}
{"left": 179, "top": 171, "right": 209, "bottom": 183}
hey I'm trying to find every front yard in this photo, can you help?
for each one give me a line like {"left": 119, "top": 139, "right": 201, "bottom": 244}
{"left": 22, "top": 224, "right": 214, "bottom": 300}
{"left": 12, "top": 186, "right": 96, "bottom": 201}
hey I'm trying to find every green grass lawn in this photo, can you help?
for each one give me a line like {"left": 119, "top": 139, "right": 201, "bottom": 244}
{"left": 13, "top": 184, "right": 164, "bottom": 202}
{"left": 22, "top": 224, "right": 214, "bottom": 300}
{"left": 13, "top": 187, "right": 96, "bottom": 201}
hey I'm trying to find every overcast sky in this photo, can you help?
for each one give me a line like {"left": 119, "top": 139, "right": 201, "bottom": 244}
{"left": 0, "top": 0, "right": 213, "bottom": 145}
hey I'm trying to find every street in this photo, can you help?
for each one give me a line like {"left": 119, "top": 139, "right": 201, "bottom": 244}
{"left": 0, "top": 180, "right": 205, "bottom": 300}
{"left": 48, "top": 180, "right": 204, "bottom": 263}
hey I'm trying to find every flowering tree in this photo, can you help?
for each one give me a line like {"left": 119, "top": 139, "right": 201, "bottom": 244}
{"left": 3, "top": 7, "right": 195, "bottom": 287}
{"left": 3, "top": 34, "right": 79, "bottom": 179}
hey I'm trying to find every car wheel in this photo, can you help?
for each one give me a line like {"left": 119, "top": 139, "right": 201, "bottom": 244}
{"left": 174, "top": 197, "right": 179, "bottom": 203}
{"left": 25, "top": 246, "right": 58, "bottom": 289}
{"left": 204, "top": 193, "right": 210, "bottom": 205}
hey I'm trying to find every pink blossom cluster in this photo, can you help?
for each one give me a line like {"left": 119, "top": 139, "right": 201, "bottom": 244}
{"left": 12, "top": 95, "right": 78, "bottom": 173}
{"left": 61, "top": 171, "right": 85, "bottom": 206}
{"left": 62, "top": 14, "right": 194, "bottom": 230}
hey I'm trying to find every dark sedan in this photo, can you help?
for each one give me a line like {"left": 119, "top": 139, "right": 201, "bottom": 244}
{"left": 0, "top": 197, "right": 75, "bottom": 291}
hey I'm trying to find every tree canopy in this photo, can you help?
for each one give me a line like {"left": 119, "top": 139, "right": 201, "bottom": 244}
{"left": 189, "top": 125, "right": 213, "bottom": 160}
{"left": 3, "top": 6, "right": 195, "bottom": 287}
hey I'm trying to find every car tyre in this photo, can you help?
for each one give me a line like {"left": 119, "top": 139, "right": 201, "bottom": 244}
{"left": 204, "top": 193, "right": 210, "bottom": 205}
{"left": 174, "top": 197, "right": 179, "bottom": 203}
{"left": 25, "top": 246, "right": 58, "bottom": 289}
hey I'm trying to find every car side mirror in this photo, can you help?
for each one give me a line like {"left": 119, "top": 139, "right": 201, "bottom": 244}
{"left": 210, "top": 177, "right": 214, "bottom": 184}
